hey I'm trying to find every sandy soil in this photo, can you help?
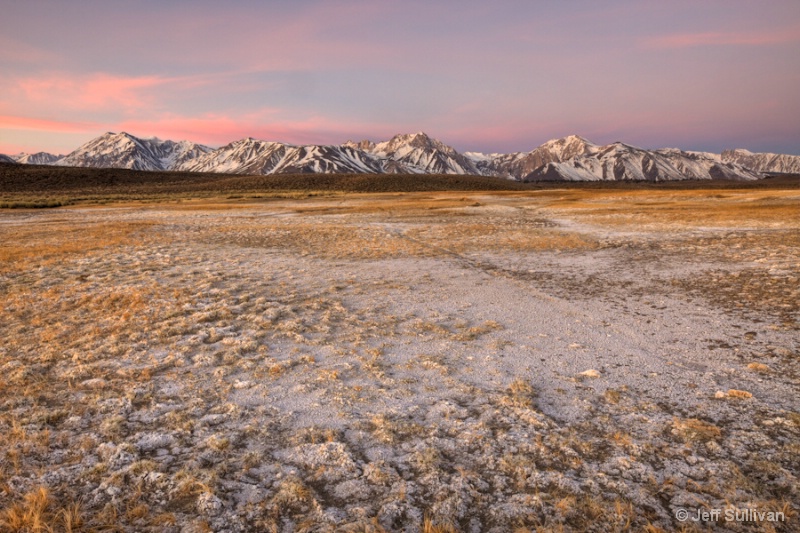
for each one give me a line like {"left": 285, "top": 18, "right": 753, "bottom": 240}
{"left": 1, "top": 189, "right": 798, "bottom": 532}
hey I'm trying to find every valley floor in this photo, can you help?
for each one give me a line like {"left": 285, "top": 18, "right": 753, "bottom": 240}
{"left": 1, "top": 188, "right": 798, "bottom": 532}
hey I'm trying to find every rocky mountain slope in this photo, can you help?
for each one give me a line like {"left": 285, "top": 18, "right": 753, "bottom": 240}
{"left": 466, "top": 135, "right": 598, "bottom": 179}
{"left": 11, "top": 130, "right": 799, "bottom": 181}
{"left": 56, "top": 132, "right": 211, "bottom": 171}
{"left": 180, "top": 138, "right": 385, "bottom": 175}
{"left": 526, "top": 143, "right": 762, "bottom": 182}
{"left": 13, "top": 152, "right": 62, "bottom": 165}
{"left": 369, "top": 132, "right": 483, "bottom": 175}
{"left": 721, "top": 148, "right": 800, "bottom": 174}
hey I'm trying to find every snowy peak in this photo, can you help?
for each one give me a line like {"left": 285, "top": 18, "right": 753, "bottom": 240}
{"left": 528, "top": 142, "right": 762, "bottom": 182}
{"left": 721, "top": 148, "right": 800, "bottom": 174}
{"left": 56, "top": 132, "right": 156, "bottom": 170}
{"left": 180, "top": 138, "right": 290, "bottom": 174}
{"left": 161, "top": 139, "right": 212, "bottom": 169}
{"left": 370, "top": 132, "right": 481, "bottom": 175}
{"left": 13, "top": 152, "right": 62, "bottom": 165}
{"left": 184, "top": 132, "right": 479, "bottom": 176}
{"left": 342, "top": 139, "right": 376, "bottom": 152}
{"left": 56, "top": 132, "right": 210, "bottom": 171}
{"left": 376, "top": 132, "right": 452, "bottom": 154}
{"left": 271, "top": 144, "right": 384, "bottom": 174}
{"left": 538, "top": 134, "right": 598, "bottom": 159}
{"left": 476, "top": 135, "right": 599, "bottom": 179}
{"left": 181, "top": 138, "right": 384, "bottom": 175}
{"left": 0, "top": 154, "right": 17, "bottom": 164}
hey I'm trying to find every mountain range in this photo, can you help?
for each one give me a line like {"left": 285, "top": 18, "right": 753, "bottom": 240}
{"left": 2, "top": 131, "right": 799, "bottom": 182}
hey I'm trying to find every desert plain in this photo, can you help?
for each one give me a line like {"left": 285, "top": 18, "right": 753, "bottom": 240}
{"left": 1, "top": 181, "right": 799, "bottom": 532}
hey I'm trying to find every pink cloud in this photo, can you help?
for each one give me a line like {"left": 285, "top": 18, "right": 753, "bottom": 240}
{"left": 0, "top": 35, "right": 57, "bottom": 63}
{"left": 0, "top": 114, "right": 101, "bottom": 134}
{"left": 1, "top": 105, "right": 411, "bottom": 152}
{"left": 114, "top": 112, "right": 404, "bottom": 147}
{"left": 15, "top": 73, "right": 171, "bottom": 113}
{"left": 645, "top": 25, "right": 800, "bottom": 49}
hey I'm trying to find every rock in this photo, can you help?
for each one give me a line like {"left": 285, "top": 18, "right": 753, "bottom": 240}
{"left": 135, "top": 432, "right": 175, "bottom": 453}
{"left": 578, "top": 369, "right": 601, "bottom": 378}
{"left": 80, "top": 378, "right": 108, "bottom": 389}
{"left": 196, "top": 492, "right": 224, "bottom": 516}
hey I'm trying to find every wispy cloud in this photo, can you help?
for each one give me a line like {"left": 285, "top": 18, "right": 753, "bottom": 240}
{"left": 0, "top": 35, "right": 58, "bottom": 63}
{"left": 0, "top": 115, "right": 101, "bottom": 134}
{"left": 645, "top": 25, "right": 800, "bottom": 49}
{"left": 115, "top": 111, "right": 405, "bottom": 147}
{"left": 13, "top": 73, "right": 176, "bottom": 113}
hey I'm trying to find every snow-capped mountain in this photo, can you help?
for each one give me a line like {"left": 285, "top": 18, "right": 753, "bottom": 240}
{"left": 184, "top": 132, "right": 472, "bottom": 175}
{"left": 367, "top": 132, "right": 482, "bottom": 175}
{"left": 467, "top": 135, "right": 597, "bottom": 179}
{"left": 14, "top": 152, "right": 62, "bottom": 165}
{"left": 271, "top": 145, "right": 384, "bottom": 174}
{"left": 179, "top": 138, "right": 290, "bottom": 174}
{"left": 527, "top": 142, "right": 761, "bottom": 182}
{"left": 0, "top": 154, "right": 17, "bottom": 164}
{"left": 56, "top": 132, "right": 211, "bottom": 171}
{"left": 721, "top": 149, "right": 800, "bottom": 174}
{"left": 162, "top": 140, "right": 213, "bottom": 169}
{"left": 21, "top": 130, "right": 798, "bottom": 181}
{"left": 342, "top": 139, "right": 376, "bottom": 152}
{"left": 180, "top": 138, "right": 385, "bottom": 175}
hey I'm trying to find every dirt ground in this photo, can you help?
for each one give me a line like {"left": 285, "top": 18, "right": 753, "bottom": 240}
{"left": 1, "top": 188, "right": 798, "bottom": 532}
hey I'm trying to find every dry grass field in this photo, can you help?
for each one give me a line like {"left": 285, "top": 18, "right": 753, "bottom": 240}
{"left": 1, "top": 183, "right": 799, "bottom": 531}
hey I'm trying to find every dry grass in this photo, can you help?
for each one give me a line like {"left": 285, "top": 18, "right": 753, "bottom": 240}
{"left": 543, "top": 189, "right": 800, "bottom": 229}
{"left": 726, "top": 389, "right": 754, "bottom": 399}
{"left": 422, "top": 516, "right": 458, "bottom": 533}
{"left": 0, "top": 221, "right": 153, "bottom": 271}
{"left": 747, "top": 362, "right": 771, "bottom": 373}
{"left": 671, "top": 418, "right": 722, "bottom": 443}
{"left": 0, "top": 487, "right": 87, "bottom": 533}
{"left": 1, "top": 188, "right": 798, "bottom": 531}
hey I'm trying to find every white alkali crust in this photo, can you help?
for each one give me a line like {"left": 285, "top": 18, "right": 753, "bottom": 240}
{"left": 1, "top": 192, "right": 797, "bottom": 531}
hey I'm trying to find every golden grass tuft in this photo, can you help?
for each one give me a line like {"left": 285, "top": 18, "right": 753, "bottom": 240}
{"left": 0, "top": 486, "right": 87, "bottom": 533}
{"left": 422, "top": 516, "right": 458, "bottom": 533}
{"left": 746, "top": 362, "right": 770, "bottom": 373}
{"left": 501, "top": 378, "right": 537, "bottom": 409}
{"left": 727, "top": 389, "right": 753, "bottom": 399}
{"left": 671, "top": 418, "right": 722, "bottom": 443}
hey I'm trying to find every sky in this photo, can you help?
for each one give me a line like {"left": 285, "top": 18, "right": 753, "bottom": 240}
{"left": 1, "top": 0, "right": 799, "bottom": 156}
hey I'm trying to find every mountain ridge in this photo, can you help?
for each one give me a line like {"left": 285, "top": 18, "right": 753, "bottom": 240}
{"left": 9, "top": 131, "right": 800, "bottom": 181}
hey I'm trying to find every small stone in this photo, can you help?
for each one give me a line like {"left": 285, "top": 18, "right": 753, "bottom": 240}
{"left": 714, "top": 391, "right": 727, "bottom": 399}
{"left": 80, "top": 378, "right": 108, "bottom": 389}
{"left": 727, "top": 389, "right": 753, "bottom": 399}
{"left": 136, "top": 433, "right": 175, "bottom": 453}
{"left": 196, "top": 493, "right": 224, "bottom": 516}
{"left": 579, "top": 369, "right": 601, "bottom": 378}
